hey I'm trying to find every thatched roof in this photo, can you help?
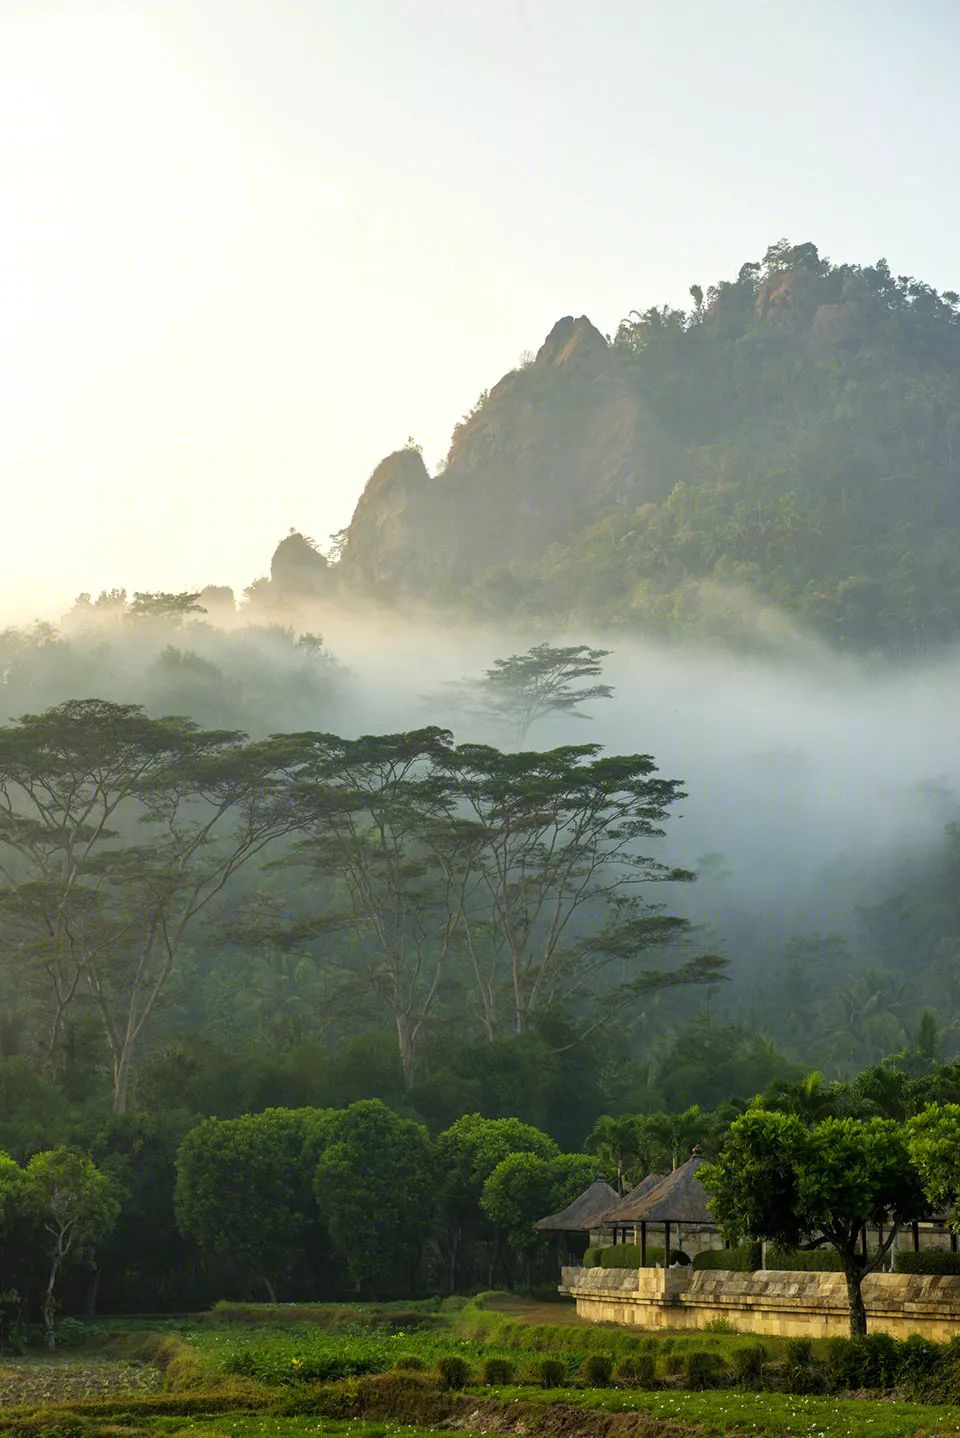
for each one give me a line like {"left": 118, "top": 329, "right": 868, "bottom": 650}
{"left": 534, "top": 1178, "right": 620, "bottom": 1232}
{"left": 601, "top": 1172, "right": 668, "bottom": 1224}
{"left": 620, "top": 1153, "right": 713, "bottom": 1225}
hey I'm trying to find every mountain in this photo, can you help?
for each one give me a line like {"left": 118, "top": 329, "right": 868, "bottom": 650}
{"left": 282, "top": 241, "right": 960, "bottom": 654}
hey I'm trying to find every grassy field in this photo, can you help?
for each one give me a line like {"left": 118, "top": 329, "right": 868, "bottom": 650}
{"left": 2, "top": 1296, "right": 960, "bottom": 1438}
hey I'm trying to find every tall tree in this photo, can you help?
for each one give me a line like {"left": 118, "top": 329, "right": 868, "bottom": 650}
{"left": 0, "top": 701, "right": 305, "bottom": 1109}
{"left": 441, "top": 643, "right": 613, "bottom": 747}
{"left": 288, "top": 728, "right": 462, "bottom": 1087}
{"left": 438, "top": 742, "right": 724, "bottom": 1038}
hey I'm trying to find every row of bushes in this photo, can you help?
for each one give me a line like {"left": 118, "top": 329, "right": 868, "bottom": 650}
{"left": 582, "top": 1244, "right": 689, "bottom": 1269}
{"left": 589, "top": 1243, "right": 960, "bottom": 1276}
{"left": 894, "top": 1249, "right": 960, "bottom": 1275}
{"left": 692, "top": 1243, "right": 761, "bottom": 1271}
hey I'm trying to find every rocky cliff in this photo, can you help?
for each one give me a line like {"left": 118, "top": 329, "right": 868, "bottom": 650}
{"left": 335, "top": 316, "right": 675, "bottom": 595}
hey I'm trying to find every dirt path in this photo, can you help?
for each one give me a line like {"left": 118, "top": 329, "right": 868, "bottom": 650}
{"left": 483, "top": 1296, "right": 594, "bottom": 1327}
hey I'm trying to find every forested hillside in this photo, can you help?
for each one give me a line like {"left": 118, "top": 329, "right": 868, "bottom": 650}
{"left": 328, "top": 241, "right": 960, "bottom": 655}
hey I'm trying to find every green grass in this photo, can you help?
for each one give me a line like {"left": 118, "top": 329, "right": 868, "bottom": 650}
{"left": 544, "top": 1386, "right": 960, "bottom": 1436}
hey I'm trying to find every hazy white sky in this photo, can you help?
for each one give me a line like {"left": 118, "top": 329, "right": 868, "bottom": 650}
{"left": 3, "top": 0, "right": 959, "bottom": 618}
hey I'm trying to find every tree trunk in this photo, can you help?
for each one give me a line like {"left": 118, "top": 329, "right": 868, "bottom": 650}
{"left": 86, "top": 1265, "right": 100, "bottom": 1318}
{"left": 844, "top": 1264, "right": 868, "bottom": 1336}
{"left": 43, "top": 1258, "right": 59, "bottom": 1349}
{"left": 396, "top": 1014, "right": 415, "bottom": 1091}
{"left": 260, "top": 1273, "right": 278, "bottom": 1303}
{"left": 112, "top": 1042, "right": 135, "bottom": 1114}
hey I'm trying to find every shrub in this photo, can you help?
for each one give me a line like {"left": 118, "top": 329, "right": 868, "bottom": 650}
{"left": 897, "top": 1333, "right": 941, "bottom": 1386}
{"left": 598, "top": 1244, "right": 665, "bottom": 1269}
{"left": 394, "top": 1354, "right": 426, "bottom": 1371}
{"left": 683, "top": 1349, "right": 727, "bottom": 1389}
{"left": 580, "top": 1354, "right": 613, "bottom": 1386}
{"left": 536, "top": 1357, "right": 566, "bottom": 1387}
{"left": 703, "top": 1317, "right": 735, "bottom": 1333}
{"left": 481, "top": 1357, "right": 514, "bottom": 1385}
{"left": 693, "top": 1243, "right": 760, "bottom": 1272}
{"left": 436, "top": 1355, "right": 472, "bottom": 1390}
{"left": 582, "top": 1246, "right": 602, "bottom": 1267}
{"left": 669, "top": 1249, "right": 691, "bottom": 1266}
{"left": 826, "top": 1333, "right": 898, "bottom": 1389}
{"left": 613, "top": 1354, "right": 656, "bottom": 1387}
{"left": 785, "top": 1337, "right": 813, "bottom": 1368}
{"left": 766, "top": 1246, "right": 842, "bottom": 1271}
{"left": 895, "top": 1249, "right": 960, "bottom": 1275}
{"left": 662, "top": 1352, "right": 685, "bottom": 1376}
{"left": 345, "top": 1372, "right": 453, "bottom": 1426}
{"left": 733, "top": 1344, "right": 765, "bottom": 1387}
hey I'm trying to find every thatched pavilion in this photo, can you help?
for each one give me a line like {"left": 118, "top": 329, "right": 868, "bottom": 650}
{"left": 612, "top": 1149, "right": 713, "bottom": 1265}
{"left": 601, "top": 1172, "right": 666, "bottom": 1245}
{"left": 535, "top": 1177, "right": 620, "bottom": 1249}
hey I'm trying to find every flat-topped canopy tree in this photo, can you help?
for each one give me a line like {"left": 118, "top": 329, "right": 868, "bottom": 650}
{"left": 435, "top": 642, "right": 613, "bottom": 748}
{"left": 701, "top": 1109, "right": 928, "bottom": 1335}
{"left": 435, "top": 741, "right": 725, "bottom": 1040}
{"left": 0, "top": 700, "right": 307, "bottom": 1110}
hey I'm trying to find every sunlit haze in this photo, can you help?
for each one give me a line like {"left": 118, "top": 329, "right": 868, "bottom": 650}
{"left": 3, "top": 0, "right": 960, "bottom": 616}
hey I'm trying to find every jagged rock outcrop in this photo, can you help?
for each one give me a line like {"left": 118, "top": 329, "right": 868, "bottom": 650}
{"left": 270, "top": 531, "right": 332, "bottom": 598}
{"left": 338, "top": 316, "right": 674, "bottom": 594}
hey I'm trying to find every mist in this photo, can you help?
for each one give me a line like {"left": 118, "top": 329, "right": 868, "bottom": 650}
{"left": 6, "top": 582, "right": 958, "bottom": 1081}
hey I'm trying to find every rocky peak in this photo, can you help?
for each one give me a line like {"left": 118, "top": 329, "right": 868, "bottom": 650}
{"left": 534, "top": 314, "right": 609, "bottom": 370}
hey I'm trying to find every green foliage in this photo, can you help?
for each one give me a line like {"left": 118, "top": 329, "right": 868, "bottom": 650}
{"left": 582, "top": 1246, "right": 602, "bottom": 1267}
{"left": 597, "top": 1243, "right": 664, "bottom": 1268}
{"left": 906, "top": 1103, "right": 960, "bottom": 1218}
{"left": 481, "top": 1356, "right": 514, "bottom": 1384}
{"left": 435, "top": 1354, "right": 471, "bottom": 1389}
{"left": 733, "top": 1343, "right": 766, "bottom": 1387}
{"left": 692, "top": 1242, "right": 760, "bottom": 1271}
{"left": 580, "top": 1353, "right": 613, "bottom": 1386}
{"left": 535, "top": 1356, "right": 567, "bottom": 1387}
{"left": 826, "top": 1332, "right": 899, "bottom": 1388}
{"left": 393, "top": 1354, "right": 427, "bottom": 1370}
{"left": 313, "top": 1101, "right": 435, "bottom": 1298}
{"left": 785, "top": 1337, "right": 813, "bottom": 1369}
{"left": 765, "top": 1246, "right": 843, "bottom": 1271}
{"left": 684, "top": 1348, "right": 727, "bottom": 1389}
{"left": 613, "top": 1353, "right": 656, "bottom": 1386}
{"left": 895, "top": 1248, "right": 960, "bottom": 1274}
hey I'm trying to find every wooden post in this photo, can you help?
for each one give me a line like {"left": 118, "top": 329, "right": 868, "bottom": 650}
{"left": 640, "top": 1222, "right": 647, "bottom": 1267}
{"left": 951, "top": 1230, "right": 958, "bottom": 1254}
{"left": 664, "top": 1220, "right": 672, "bottom": 1265}
{"left": 860, "top": 1226, "right": 868, "bottom": 1261}
{"left": 912, "top": 1221, "right": 920, "bottom": 1253}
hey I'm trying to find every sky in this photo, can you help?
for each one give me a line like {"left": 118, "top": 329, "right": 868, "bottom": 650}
{"left": 3, "top": 0, "right": 960, "bottom": 619}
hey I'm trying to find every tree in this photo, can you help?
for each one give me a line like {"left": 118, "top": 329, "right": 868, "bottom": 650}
{"left": 434, "top": 1114, "right": 558, "bottom": 1291}
{"left": 0, "top": 701, "right": 307, "bottom": 1109}
{"left": 441, "top": 643, "right": 613, "bottom": 748}
{"left": 438, "top": 742, "right": 724, "bottom": 1038}
{"left": 288, "top": 728, "right": 461, "bottom": 1087}
{"left": 128, "top": 592, "right": 206, "bottom": 623}
{"left": 905, "top": 1103, "right": 960, "bottom": 1222}
{"left": 175, "top": 1108, "right": 329, "bottom": 1302}
{"left": 26, "top": 1147, "right": 120, "bottom": 1346}
{"left": 584, "top": 1114, "right": 653, "bottom": 1192}
{"left": 313, "top": 1100, "right": 435, "bottom": 1299}
{"left": 701, "top": 1110, "right": 927, "bottom": 1335}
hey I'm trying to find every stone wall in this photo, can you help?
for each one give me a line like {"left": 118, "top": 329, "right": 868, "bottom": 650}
{"left": 560, "top": 1265, "right": 960, "bottom": 1341}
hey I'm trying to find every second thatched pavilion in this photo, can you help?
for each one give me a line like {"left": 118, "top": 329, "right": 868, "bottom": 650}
{"left": 602, "top": 1148, "right": 715, "bottom": 1263}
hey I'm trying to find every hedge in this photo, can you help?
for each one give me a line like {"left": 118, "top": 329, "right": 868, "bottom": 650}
{"left": 600, "top": 1244, "right": 664, "bottom": 1269}
{"left": 765, "top": 1246, "right": 842, "bottom": 1271}
{"left": 895, "top": 1249, "right": 960, "bottom": 1275}
{"left": 692, "top": 1242, "right": 760, "bottom": 1272}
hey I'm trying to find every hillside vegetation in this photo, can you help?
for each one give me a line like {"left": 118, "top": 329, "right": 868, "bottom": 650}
{"left": 331, "top": 241, "right": 960, "bottom": 655}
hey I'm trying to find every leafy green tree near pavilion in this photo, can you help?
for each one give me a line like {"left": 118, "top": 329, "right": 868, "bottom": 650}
{"left": 701, "top": 1109, "right": 928, "bottom": 1335}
